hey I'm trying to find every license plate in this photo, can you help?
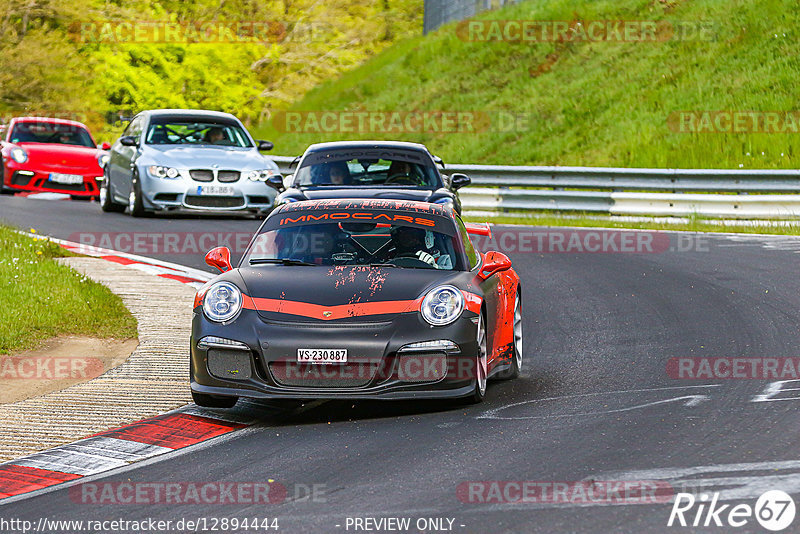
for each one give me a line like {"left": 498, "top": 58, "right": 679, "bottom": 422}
{"left": 297, "top": 349, "right": 348, "bottom": 364}
{"left": 49, "top": 173, "right": 83, "bottom": 185}
{"left": 197, "top": 185, "right": 235, "bottom": 196}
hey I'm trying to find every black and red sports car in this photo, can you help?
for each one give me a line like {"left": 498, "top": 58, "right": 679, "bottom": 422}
{"left": 190, "top": 198, "right": 522, "bottom": 407}
{"left": 0, "top": 117, "right": 110, "bottom": 198}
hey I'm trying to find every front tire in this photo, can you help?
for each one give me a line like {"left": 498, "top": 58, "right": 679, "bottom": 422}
{"left": 191, "top": 391, "right": 238, "bottom": 408}
{"left": 128, "top": 171, "right": 149, "bottom": 217}
{"left": 0, "top": 159, "right": 11, "bottom": 195}
{"left": 498, "top": 290, "right": 523, "bottom": 379}
{"left": 464, "top": 312, "right": 488, "bottom": 404}
{"left": 100, "top": 171, "right": 126, "bottom": 213}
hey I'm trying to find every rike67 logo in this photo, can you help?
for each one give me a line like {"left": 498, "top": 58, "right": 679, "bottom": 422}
{"left": 668, "top": 490, "right": 796, "bottom": 531}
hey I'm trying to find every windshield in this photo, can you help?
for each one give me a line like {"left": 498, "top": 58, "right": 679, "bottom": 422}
{"left": 244, "top": 221, "right": 461, "bottom": 270}
{"left": 9, "top": 122, "right": 95, "bottom": 147}
{"left": 144, "top": 119, "right": 252, "bottom": 147}
{"left": 294, "top": 157, "right": 439, "bottom": 188}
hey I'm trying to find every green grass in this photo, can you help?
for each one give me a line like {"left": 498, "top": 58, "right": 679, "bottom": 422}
{"left": 466, "top": 212, "right": 800, "bottom": 235}
{"left": 254, "top": 0, "right": 800, "bottom": 170}
{"left": 0, "top": 226, "right": 138, "bottom": 354}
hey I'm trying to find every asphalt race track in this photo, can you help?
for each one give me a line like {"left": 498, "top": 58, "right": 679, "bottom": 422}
{"left": 3, "top": 194, "right": 800, "bottom": 533}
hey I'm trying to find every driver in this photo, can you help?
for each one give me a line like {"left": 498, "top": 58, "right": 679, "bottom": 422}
{"left": 390, "top": 226, "right": 436, "bottom": 267}
{"left": 205, "top": 127, "right": 225, "bottom": 144}
{"left": 386, "top": 161, "right": 418, "bottom": 184}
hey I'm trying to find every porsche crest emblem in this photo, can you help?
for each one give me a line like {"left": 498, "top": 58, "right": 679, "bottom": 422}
{"left": 323, "top": 311, "right": 333, "bottom": 317}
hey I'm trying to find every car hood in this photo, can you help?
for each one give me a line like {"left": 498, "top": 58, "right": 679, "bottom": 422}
{"left": 232, "top": 265, "right": 467, "bottom": 322}
{"left": 16, "top": 143, "right": 101, "bottom": 170}
{"left": 142, "top": 146, "right": 278, "bottom": 171}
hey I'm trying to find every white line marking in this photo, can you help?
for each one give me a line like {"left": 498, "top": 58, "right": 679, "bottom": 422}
{"left": 478, "top": 384, "right": 720, "bottom": 420}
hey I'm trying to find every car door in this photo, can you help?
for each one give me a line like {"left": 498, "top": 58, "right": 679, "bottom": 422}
{"left": 108, "top": 115, "right": 144, "bottom": 200}
{"left": 456, "top": 216, "right": 502, "bottom": 367}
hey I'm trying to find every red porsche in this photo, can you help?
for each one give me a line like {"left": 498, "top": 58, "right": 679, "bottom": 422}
{"left": 0, "top": 117, "right": 110, "bottom": 198}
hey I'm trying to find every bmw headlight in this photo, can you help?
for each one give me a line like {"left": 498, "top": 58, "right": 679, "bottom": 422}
{"left": 420, "top": 285, "right": 464, "bottom": 326}
{"left": 244, "top": 169, "right": 279, "bottom": 181}
{"left": 148, "top": 165, "right": 180, "bottom": 179}
{"left": 9, "top": 147, "right": 27, "bottom": 163}
{"left": 202, "top": 282, "right": 242, "bottom": 323}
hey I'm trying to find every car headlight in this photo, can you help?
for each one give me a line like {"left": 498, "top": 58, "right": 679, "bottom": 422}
{"left": 97, "top": 153, "right": 110, "bottom": 169}
{"left": 202, "top": 282, "right": 243, "bottom": 323}
{"left": 420, "top": 285, "right": 464, "bottom": 326}
{"left": 148, "top": 165, "right": 180, "bottom": 179}
{"left": 9, "top": 147, "right": 27, "bottom": 163}
{"left": 244, "top": 169, "right": 279, "bottom": 181}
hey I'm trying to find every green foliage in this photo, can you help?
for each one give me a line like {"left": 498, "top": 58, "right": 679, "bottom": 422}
{"left": 0, "top": 0, "right": 421, "bottom": 137}
{"left": 255, "top": 0, "right": 800, "bottom": 169}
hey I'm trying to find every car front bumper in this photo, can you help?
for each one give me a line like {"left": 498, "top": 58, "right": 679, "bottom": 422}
{"left": 3, "top": 160, "right": 101, "bottom": 196}
{"left": 190, "top": 310, "right": 481, "bottom": 400}
{"left": 138, "top": 168, "right": 276, "bottom": 212}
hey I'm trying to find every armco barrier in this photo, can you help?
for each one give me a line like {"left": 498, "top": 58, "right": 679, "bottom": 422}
{"left": 269, "top": 156, "right": 800, "bottom": 219}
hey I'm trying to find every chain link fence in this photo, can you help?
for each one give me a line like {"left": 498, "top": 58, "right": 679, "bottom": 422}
{"left": 423, "top": 0, "right": 523, "bottom": 34}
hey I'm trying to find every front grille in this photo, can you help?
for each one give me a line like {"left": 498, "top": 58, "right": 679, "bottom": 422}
{"left": 184, "top": 195, "right": 245, "bottom": 208}
{"left": 11, "top": 172, "right": 32, "bottom": 186}
{"left": 189, "top": 169, "right": 214, "bottom": 182}
{"left": 269, "top": 362, "right": 380, "bottom": 388}
{"left": 217, "top": 170, "right": 240, "bottom": 183}
{"left": 39, "top": 179, "right": 87, "bottom": 191}
{"left": 208, "top": 349, "right": 252, "bottom": 380}
{"left": 248, "top": 196, "right": 272, "bottom": 205}
{"left": 154, "top": 193, "right": 179, "bottom": 202}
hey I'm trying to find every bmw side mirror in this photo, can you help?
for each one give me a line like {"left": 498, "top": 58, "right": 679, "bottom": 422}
{"left": 257, "top": 140, "right": 274, "bottom": 151}
{"left": 478, "top": 251, "right": 511, "bottom": 281}
{"left": 119, "top": 136, "right": 138, "bottom": 147}
{"left": 205, "top": 246, "right": 233, "bottom": 273}
{"left": 100, "top": 141, "right": 111, "bottom": 150}
{"left": 450, "top": 173, "right": 471, "bottom": 190}
{"left": 266, "top": 174, "right": 285, "bottom": 192}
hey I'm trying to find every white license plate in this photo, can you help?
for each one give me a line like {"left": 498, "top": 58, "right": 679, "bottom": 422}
{"left": 49, "top": 173, "right": 84, "bottom": 185}
{"left": 197, "top": 185, "right": 235, "bottom": 196}
{"left": 297, "top": 349, "right": 348, "bottom": 364}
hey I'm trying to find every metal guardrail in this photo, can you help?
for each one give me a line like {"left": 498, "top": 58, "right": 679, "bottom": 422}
{"left": 269, "top": 156, "right": 800, "bottom": 219}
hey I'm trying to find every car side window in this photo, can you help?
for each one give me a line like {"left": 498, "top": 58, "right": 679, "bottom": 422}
{"left": 455, "top": 216, "right": 479, "bottom": 269}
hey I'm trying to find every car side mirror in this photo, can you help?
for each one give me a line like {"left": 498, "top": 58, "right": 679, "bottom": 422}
{"left": 100, "top": 141, "right": 111, "bottom": 150}
{"left": 119, "top": 136, "right": 138, "bottom": 147}
{"left": 205, "top": 246, "right": 233, "bottom": 273}
{"left": 450, "top": 173, "right": 471, "bottom": 190}
{"left": 465, "top": 223, "right": 491, "bottom": 237}
{"left": 478, "top": 251, "right": 512, "bottom": 281}
{"left": 257, "top": 140, "right": 274, "bottom": 151}
{"left": 266, "top": 174, "right": 285, "bottom": 191}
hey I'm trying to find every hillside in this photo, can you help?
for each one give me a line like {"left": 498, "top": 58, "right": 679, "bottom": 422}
{"left": 254, "top": 0, "right": 800, "bottom": 169}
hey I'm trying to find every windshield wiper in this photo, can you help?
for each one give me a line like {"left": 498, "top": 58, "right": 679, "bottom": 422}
{"left": 366, "top": 263, "right": 397, "bottom": 268}
{"left": 249, "top": 258, "right": 316, "bottom": 266}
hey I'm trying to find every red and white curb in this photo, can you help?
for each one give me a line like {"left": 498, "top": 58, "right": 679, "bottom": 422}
{"left": 0, "top": 234, "right": 227, "bottom": 502}
{"left": 28, "top": 233, "right": 214, "bottom": 289}
{"left": 0, "top": 407, "right": 252, "bottom": 502}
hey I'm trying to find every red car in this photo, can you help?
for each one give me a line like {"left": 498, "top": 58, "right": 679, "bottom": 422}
{"left": 0, "top": 117, "right": 110, "bottom": 198}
